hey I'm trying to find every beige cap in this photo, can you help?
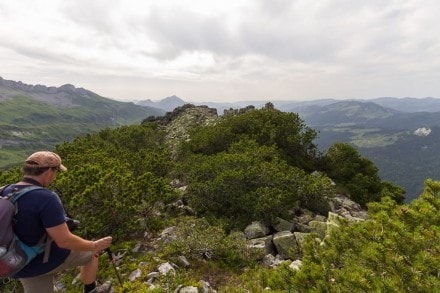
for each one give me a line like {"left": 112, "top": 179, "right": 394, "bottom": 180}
{"left": 25, "top": 151, "right": 67, "bottom": 171}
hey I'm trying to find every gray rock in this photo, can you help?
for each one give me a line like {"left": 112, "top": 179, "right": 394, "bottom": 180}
{"left": 272, "top": 231, "right": 298, "bottom": 259}
{"left": 160, "top": 226, "right": 177, "bottom": 243}
{"left": 129, "top": 268, "right": 142, "bottom": 282}
{"left": 328, "top": 212, "right": 345, "bottom": 226}
{"left": 177, "top": 255, "right": 190, "bottom": 267}
{"left": 147, "top": 271, "right": 160, "bottom": 279}
{"left": 199, "top": 280, "right": 216, "bottom": 293}
{"left": 178, "top": 286, "right": 199, "bottom": 293}
{"left": 158, "top": 262, "right": 175, "bottom": 276}
{"left": 272, "top": 217, "right": 294, "bottom": 232}
{"left": 308, "top": 220, "right": 327, "bottom": 239}
{"left": 247, "top": 235, "right": 275, "bottom": 259}
{"left": 294, "top": 222, "right": 311, "bottom": 233}
{"left": 289, "top": 259, "right": 303, "bottom": 271}
{"left": 261, "top": 254, "right": 276, "bottom": 268}
{"left": 244, "top": 221, "right": 270, "bottom": 239}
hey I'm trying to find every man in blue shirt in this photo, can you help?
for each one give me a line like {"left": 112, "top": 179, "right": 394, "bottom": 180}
{"left": 2, "top": 151, "right": 113, "bottom": 293}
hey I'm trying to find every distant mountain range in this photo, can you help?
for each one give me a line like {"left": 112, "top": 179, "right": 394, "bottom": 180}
{"left": 136, "top": 95, "right": 267, "bottom": 114}
{"left": 138, "top": 95, "right": 440, "bottom": 201}
{"left": 2, "top": 76, "right": 439, "bottom": 201}
{"left": 137, "top": 95, "right": 440, "bottom": 115}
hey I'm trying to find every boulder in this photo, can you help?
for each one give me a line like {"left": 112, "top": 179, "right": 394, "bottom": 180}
{"left": 289, "top": 259, "right": 303, "bottom": 271}
{"left": 158, "top": 262, "right": 175, "bottom": 276}
{"left": 272, "top": 231, "right": 299, "bottom": 259}
{"left": 247, "top": 235, "right": 275, "bottom": 259}
{"left": 272, "top": 217, "right": 294, "bottom": 232}
{"left": 328, "top": 212, "right": 345, "bottom": 226}
{"left": 308, "top": 220, "right": 327, "bottom": 239}
{"left": 244, "top": 221, "right": 270, "bottom": 239}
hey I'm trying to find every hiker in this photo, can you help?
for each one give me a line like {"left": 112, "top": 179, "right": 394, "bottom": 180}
{"left": 1, "top": 151, "right": 113, "bottom": 293}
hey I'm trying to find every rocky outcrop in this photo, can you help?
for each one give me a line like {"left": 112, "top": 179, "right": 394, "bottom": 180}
{"left": 144, "top": 104, "right": 219, "bottom": 158}
{"left": 244, "top": 194, "right": 368, "bottom": 267}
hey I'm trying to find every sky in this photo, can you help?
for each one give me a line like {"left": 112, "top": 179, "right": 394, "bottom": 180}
{"left": 1, "top": 0, "right": 440, "bottom": 103}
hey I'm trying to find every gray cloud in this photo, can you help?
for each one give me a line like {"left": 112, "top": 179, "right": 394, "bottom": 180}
{"left": 1, "top": 0, "right": 440, "bottom": 102}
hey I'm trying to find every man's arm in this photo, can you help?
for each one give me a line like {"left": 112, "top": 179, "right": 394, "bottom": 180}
{"left": 46, "top": 223, "right": 112, "bottom": 252}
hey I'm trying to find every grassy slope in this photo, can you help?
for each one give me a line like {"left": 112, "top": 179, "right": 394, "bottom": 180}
{"left": 0, "top": 95, "right": 161, "bottom": 168}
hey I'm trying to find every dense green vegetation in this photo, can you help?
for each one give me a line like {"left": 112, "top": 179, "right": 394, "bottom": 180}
{"left": 233, "top": 179, "right": 440, "bottom": 292}
{"left": 0, "top": 106, "right": 436, "bottom": 292}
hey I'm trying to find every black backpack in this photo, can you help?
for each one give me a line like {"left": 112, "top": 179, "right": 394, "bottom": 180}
{"left": 0, "top": 185, "right": 51, "bottom": 277}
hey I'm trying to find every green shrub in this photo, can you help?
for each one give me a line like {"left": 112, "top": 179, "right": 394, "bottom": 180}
{"left": 324, "top": 142, "right": 382, "bottom": 206}
{"left": 180, "top": 107, "right": 319, "bottom": 171}
{"left": 180, "top": 140, "right": 303, "bottom": 230}
{"left": 163, "top": 217, "right": 255, "bottom": 268}
{"left": 285, "top": 179, "right": 440, "bottom": 292}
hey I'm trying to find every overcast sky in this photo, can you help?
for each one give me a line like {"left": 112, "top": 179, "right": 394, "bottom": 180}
{"left": 1, "top": 0, "right": 439, "bottom": 103}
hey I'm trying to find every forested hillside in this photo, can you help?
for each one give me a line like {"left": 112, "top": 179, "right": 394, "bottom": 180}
{"left": 293, "top": 100, "right": 440, "bottom": 201}
{"left": 0, "top": 105, "right": 438, "bottom": 292}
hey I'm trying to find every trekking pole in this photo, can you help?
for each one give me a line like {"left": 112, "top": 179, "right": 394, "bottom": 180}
{"left": 105, "top": 247, "right": 123, "bottom": 289}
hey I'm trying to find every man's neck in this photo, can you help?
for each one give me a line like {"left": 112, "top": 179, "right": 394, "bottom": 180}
{"left": 21, "top": 177, "right": 44, "bottom": 187}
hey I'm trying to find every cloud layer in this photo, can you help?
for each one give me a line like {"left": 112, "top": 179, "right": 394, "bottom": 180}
{"left": 1, "top": 0, "right": 439, "bottom": 102}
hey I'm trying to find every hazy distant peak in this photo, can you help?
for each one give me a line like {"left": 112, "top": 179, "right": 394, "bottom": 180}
{"left": 163, "top": 95, "right": 184, "bottom": 102}
{"left": 137, "top": 95, "right": 186, "bottom": 112}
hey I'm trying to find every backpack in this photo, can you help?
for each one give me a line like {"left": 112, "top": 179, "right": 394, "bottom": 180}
{"left": 0, "top": 185, "right": 50, "bottom": 277}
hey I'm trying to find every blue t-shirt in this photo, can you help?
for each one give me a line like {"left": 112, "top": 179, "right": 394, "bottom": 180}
{"left": 3, "top": 184, "right": 71, "bottom": 278}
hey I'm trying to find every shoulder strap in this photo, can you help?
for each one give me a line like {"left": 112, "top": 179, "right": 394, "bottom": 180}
{"left": 8, "top": 185, "right": 52, "bottom": 263}
{"left": 0, "top": 184, "right": 11, "bottom": 197}
{"left": 9, "top": 186, "right": 45, "bottom": 204}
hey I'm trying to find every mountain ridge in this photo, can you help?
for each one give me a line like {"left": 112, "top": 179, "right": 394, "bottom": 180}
{"left": 2, "top": 77, "right": 440, "bottom": 201}
{"left": 0, "top": 77, "right": 164, "bottom": 168}
{"left": 137, "top": 95, "right": 440, "bottom": 115}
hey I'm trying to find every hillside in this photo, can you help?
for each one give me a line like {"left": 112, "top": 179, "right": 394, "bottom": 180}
{"left": 0, "top": 77, "right": 164, "bottom": 168}
{"left": 292, "top": 100, "right": 440, "bottom": 201}
{"left": 1, "top": 105, "right": 438, "bottom": 292}
{"left": 145, "top": 97, "right": 440, "bottom": 202}
{"left": 3, "top": 76, "right": 440, "bottom": 201}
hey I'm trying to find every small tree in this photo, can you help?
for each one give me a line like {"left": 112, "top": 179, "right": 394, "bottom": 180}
{"left": 324, "top": 142, "right": 382, "bottom": 206}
